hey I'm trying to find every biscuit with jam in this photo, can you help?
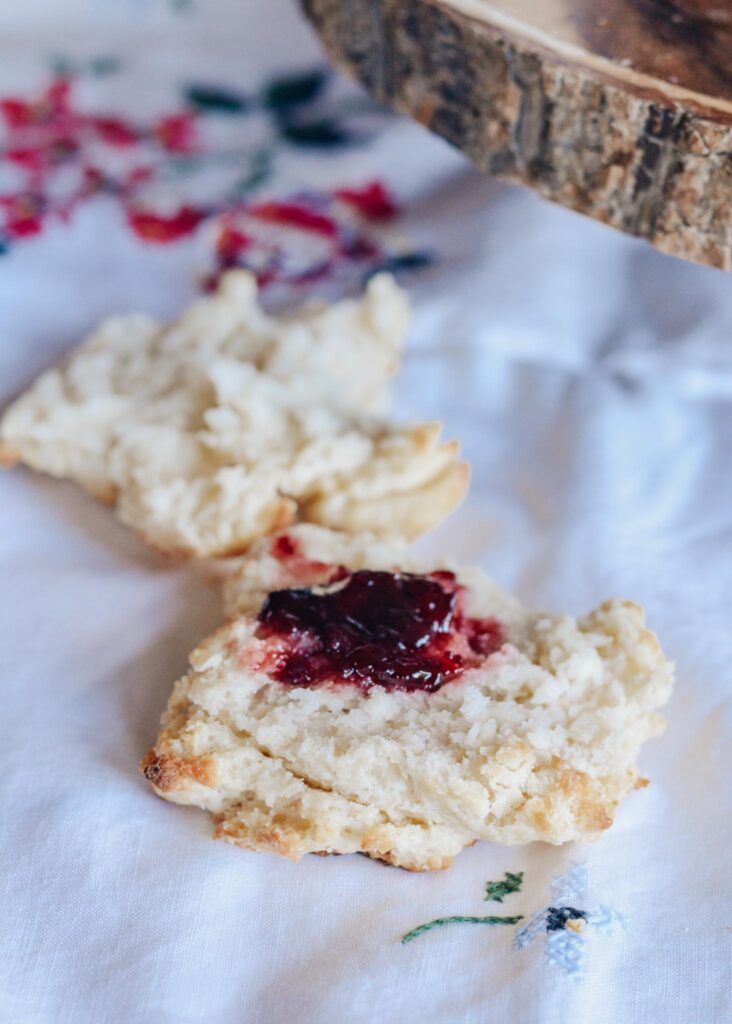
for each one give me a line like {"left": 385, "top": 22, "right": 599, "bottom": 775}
{"left": 141, "top": 526, "right": 673, "bottom": 870}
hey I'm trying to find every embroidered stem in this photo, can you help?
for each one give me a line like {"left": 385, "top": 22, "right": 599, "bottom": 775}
{"left": 401, "top": 914, "right": 523, "bottom": 945}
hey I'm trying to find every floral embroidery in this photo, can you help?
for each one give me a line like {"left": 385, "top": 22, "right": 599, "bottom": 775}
{"left": 401, "top": 913, "right": 522, "bottom": 945}
{"left": 0, "top": 75, "right": 200, "bottom": 245}
{"left": 204, "top": 185, "right": 429, "bottom": 293}
{"left": 400, "top": 864, "right": 624, "bottom": 982}
{"left": 0, "top": 63, "right": 432, "bottom": 292}
{"left": 401, "top": 872, "right": 525, "bottom": 944}
{"left": 514, "top": 864, "right": 626, "bottom": 981}
{"left": 485, "top": 870, "right": 524, "bottom": 903}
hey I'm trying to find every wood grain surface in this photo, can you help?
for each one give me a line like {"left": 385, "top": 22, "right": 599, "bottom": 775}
{"left": 302, "top": 0, "right": 732, "bottom": 269}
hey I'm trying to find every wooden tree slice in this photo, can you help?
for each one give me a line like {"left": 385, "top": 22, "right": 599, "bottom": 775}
{"left": 302, "top": 0, "right": 732, "bottom": 270}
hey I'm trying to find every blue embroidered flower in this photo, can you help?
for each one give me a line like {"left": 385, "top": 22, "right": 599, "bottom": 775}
{"left": 514, "top": 864, "right": 625, "bottom": 980}
{"left": 400, "top": 863, "right": 625, "bottom": 983}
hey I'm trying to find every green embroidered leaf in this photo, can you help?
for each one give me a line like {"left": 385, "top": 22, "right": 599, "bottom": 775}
{"left": 279, "top": 119, "right": 352, "bottom": 148}
{"left": 88, "top": 56, "right": 121, "bottom": 77}
{"left": 185, "top": 84, "right": 249, "bottom": 114}
{"left": 263, "top": 70, "right": 327, "bottom": 111}
{"left": 50, "top": 54, "right": 121, "bottom": 78}
{"left": 366, "top": 252, "right": 434, "bottom": 278}
{"left": 164, "top": 155, "right": 202, "bottom": 178}
{"left": 50, "top": 55, "right": 75, "bottom": 77}
{"left": 234, "top": 148, "right": 274, "bottom": 195}
{"left": 484, "top": 871, "right": 524, "bottom": 903}
{"left": 401, "top": 914, "right": 522, "bottom": 945}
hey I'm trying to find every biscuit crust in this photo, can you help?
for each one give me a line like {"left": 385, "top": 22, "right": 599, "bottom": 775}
{"left": 0, "top": 273, "right": 466, "bottom": 556}
{"left": 141, "top": 526, "right": 674, "bottom": 870}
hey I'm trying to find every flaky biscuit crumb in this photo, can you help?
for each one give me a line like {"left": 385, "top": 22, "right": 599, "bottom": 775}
{"left": 142, "top": 526, "right": 674, "bottom": 870}
{"left": 1, "top": 273, "right": 466, "bottom": 556}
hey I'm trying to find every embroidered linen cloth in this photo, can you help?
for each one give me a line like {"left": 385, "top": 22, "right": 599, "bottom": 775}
{"left": 1, "top": 2, "right": 730, "bottom": 1021}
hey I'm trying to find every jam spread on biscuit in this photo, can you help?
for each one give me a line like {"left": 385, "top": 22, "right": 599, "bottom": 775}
{"left": 271, "top": 534, "right": 300, "bottom": 560}
{"left": 269, "top": 533, "right": 348, "bottom": 584}
{"left": 256, "top": 569, "right": 503, "bottom": 692}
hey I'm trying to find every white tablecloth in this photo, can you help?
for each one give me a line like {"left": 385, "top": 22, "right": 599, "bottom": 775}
{"left": 1, "top": 2, "right": 730, "bottom": 1022}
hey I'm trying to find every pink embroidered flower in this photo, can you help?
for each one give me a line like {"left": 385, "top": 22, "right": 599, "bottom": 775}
{"left": 335, "top": 181, "right": 397, "bottom": 221}
{"left": 0, "top": 98, "right": 35, "bottom": 129}
{"left": 124, "top": 166, "right": 155, "bottom": 187}
{"left": 6, "top": 148, "right": 46, "bottom": 174}
{"left": 153, "top": 113, "right": 198, "bottom": 154}
{"left": 0, "top": 193, "right": 45, "bottom": 238}
{"left": 89, "top": 116, "right": 139, "bottom": 147}
{"left": 216, "top": 225, "right": 253, "bottom": 263}
{"left": 0, "top": 79, "right": 71, "bottom": 129}
{"left": 0, "top": 70, "right": 430, "bottom": 292}
{"left": 0, "top": 76, "right": 203, "bottom": 243}
{"left": 127, "top": 204, "right": 205, "bottom": 243}
{"left": 249, "top": 201, "right": 338, "bottom": 238}
{"left": 81, "top": 166, "right": 106, "bottom": 193}
{"left": 202, "top": 184, "right": 415, "bottom": 293}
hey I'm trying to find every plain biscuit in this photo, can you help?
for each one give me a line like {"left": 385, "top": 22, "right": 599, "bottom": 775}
{"left": 0, "top": 273, "right": 466, "bottom": 556}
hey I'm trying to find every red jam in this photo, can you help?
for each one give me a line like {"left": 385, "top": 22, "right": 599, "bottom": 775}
{"left": 256, "top": 569, "right": 503, "bottom": 692}
{"left": 271, "top": 534, "right": 299, "bottom": 559}
{"left": 269, "top": 533, "right": 348, "bottom": 585}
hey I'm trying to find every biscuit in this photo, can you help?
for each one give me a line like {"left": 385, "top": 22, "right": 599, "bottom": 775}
{"left": 0, "top": 273, "right": 466, "bottom": 556}
{"left": 142, "top": 526, "right": 673, "bottom": 870}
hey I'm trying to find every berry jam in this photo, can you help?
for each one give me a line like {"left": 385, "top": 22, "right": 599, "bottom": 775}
{"left": 256, "top": 569, "right": 503, "bottom": 692}
{"left": 271, "top": 534, "right": 300, "bottom": 560}
{"left": 269, "top": 533, "right": 348, "bottom": 585}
